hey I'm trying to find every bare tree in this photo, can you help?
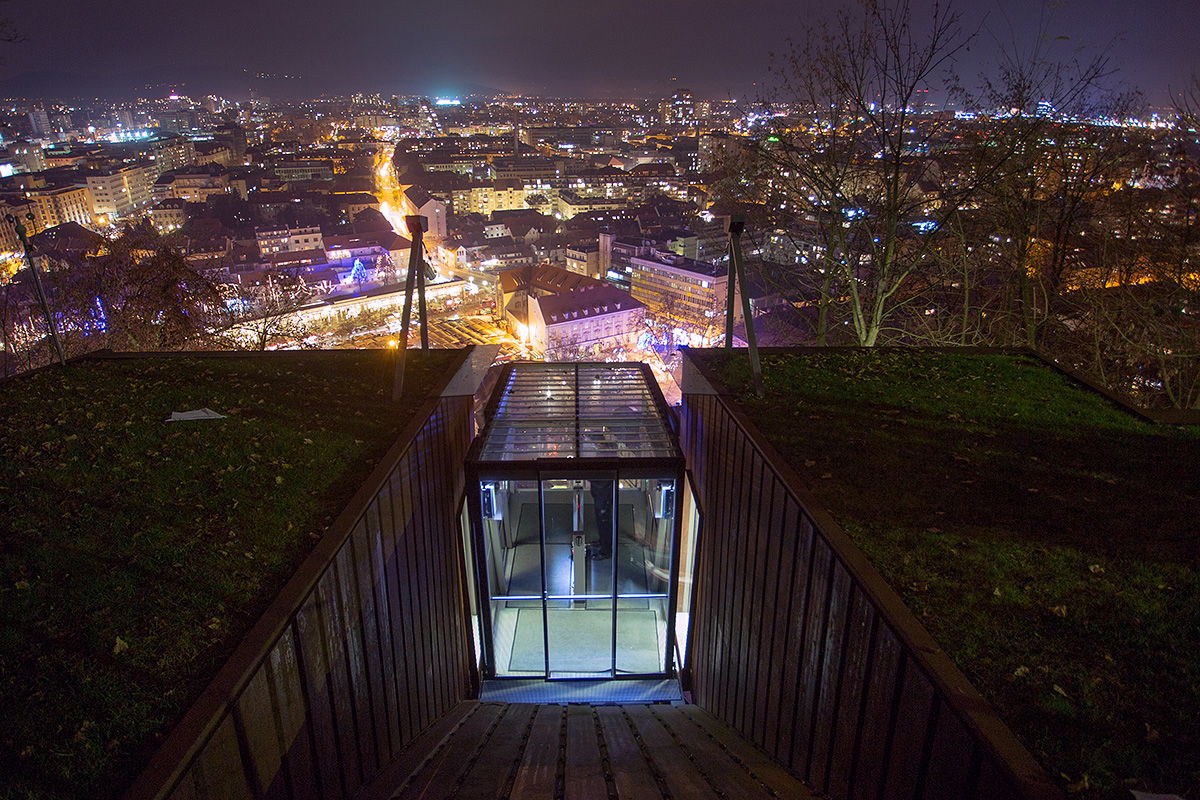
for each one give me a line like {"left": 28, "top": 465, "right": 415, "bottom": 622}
{"left": 215, "top": 273, "right": 315, "bottom": 350}
{"left": 717, "top": 0, "right": 980, "bottom": 345}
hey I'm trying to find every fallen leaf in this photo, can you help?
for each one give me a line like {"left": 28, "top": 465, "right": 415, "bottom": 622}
{"left": 1013, "top": 665, "right": 1030, "bottom": 678}
{"left": 113, "top": 637, "right": 128, "bottom": 655}
{"left": 1049, "top": 605, "right": 1068, "bottom": 618}
{"left": 1065, "top": 774, "right": 1090, "bottom": 793}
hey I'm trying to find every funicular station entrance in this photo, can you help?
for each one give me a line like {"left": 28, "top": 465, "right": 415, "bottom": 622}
{"left": 465, "top": 362, "right": 689, "bottom": 682}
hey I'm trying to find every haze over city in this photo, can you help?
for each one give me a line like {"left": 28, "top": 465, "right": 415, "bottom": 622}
{"left": 1, "top": 0, "right": 1197, "bottom": 101}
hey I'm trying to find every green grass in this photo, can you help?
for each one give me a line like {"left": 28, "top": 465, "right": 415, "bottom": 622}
{"left": 706, "top": 350, "right": 1200, "bottom": 800}
{"left": 0, "top": 350, "right": 458, "bottom": 799}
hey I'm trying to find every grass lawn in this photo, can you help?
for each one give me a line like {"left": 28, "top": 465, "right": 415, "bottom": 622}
{"left": 0, "top": 349, "right": 460, "bottom": 800}
{"left": 704, "top": 349, "right": 1200, "bottom": 800}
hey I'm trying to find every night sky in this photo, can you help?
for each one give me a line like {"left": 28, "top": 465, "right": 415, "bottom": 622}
{"left": 1, "top": 0, "right": 1195, "bottom": 102}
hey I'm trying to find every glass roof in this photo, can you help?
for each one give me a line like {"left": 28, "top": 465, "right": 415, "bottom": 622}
{"left": 476, "top": 363, "right": 678, "bottom": 462}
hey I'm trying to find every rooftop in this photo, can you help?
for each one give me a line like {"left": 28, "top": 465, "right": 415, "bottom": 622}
{"left": 537, "top": 283, "right": 645, "bottom": 324}
{"left": 474, "top": 362, "right": 679, "bottom": 463}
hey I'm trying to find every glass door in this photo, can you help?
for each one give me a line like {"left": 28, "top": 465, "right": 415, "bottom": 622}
{"left": 478, "top": 472, "right": 677, "bottom": 679}
{"left": 542, "top": 473, "right": 616, "bottom": 678}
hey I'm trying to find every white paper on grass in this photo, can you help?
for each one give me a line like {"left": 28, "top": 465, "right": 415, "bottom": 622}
{"left": 165, "top": 408, "right": 225, "bottom": 422}
{"left": 1131, "top": 792, "right": 1185, "bottom": 800}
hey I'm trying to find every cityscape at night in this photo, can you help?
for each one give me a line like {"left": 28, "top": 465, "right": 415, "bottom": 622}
{"left": 0, "top": 2, "right": 1196, "bottom": 800}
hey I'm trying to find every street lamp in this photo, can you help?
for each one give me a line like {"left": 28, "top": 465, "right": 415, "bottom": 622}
{"left": 5, "top": 212, "right": 65, "bottom": 366}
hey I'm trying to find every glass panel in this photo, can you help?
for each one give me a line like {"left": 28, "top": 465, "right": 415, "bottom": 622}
{"left": 674, "top": 474, "right": 700, "bottom": 670}
{"left": 459, "top": 500, "right": 481, "bottom": 669}
{"left": 615, "top": 477, "right": 675, "bottom": 674}
{"left": 478, "top": 363, "right": 677, "bottom": 461}
{"left": 544, "top": 475, "right": 615, "bottom": 678}
{"left": 481, "top": 479, "right": 544, "bottom": 676}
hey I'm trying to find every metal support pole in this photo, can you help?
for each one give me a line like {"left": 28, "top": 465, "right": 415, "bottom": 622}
{"left": 6, "top": 213, "right": 65, "bottom": 366}
{"left": 723, "top": 215, "right": 763, "bottom": 396}
{"left": 415, "top": 231, "right": 429, "bottom": 352}
{"left": 391, "top": 215, "right": 427, "bottom": 400}
{"left": 723, "top": 226, "right": 738, "bottom": 348}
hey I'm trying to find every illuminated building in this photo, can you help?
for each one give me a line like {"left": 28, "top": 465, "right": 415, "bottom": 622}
{"left": 5, "top": 141, "right": 47, "bottom": 173}
{"left": 530, "top": 283, "right": 647, "bottom": 360}
{"left": 27, "top": 109, "right": 52, "bottom": 137}
{"left": 659, "top": 89, "right": 696, "bottom": 127}
{"left": 150, "top": 198, "right": 188, "bottom": 233}
{"left": 565, "top": 242, "right": 601, "bottom": 277}
{"left": 255, "top": 225, "right": 324, "bottom": 256}
{"left": 85, "top": 162, "right": 155, "bottom": 220}
{"left": 24, "top": 184, "right": 95, "bottom": 230}
{"left": 403, "top": 185, "right": 448, "bottom": 237}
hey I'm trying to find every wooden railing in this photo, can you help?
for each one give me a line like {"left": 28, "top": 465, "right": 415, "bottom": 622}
{"left": 680, "top": 353, "right": 1065, "bottom": 800}
{"left": 123, "top": 353, "right": 479, "bottom": 800}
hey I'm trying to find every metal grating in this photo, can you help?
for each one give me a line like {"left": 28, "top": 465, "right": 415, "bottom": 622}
{"left": 477, "top": 678, "right": 683, "bottom": 704}
{"left": 477, "top": 363, "right": 677, "bottom": 461}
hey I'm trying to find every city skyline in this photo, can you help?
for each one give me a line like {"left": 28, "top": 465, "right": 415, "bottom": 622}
{"left": 1, "top": 0, "right": 1197, "bottom": 103}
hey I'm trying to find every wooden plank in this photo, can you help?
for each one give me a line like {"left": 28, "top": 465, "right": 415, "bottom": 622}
{"left": 454, "top": 703, "right": 538, "bottom": 800}
{"left": 790, "top": 535, "right": 834, "bottom": 778}
{"left": 724, "top": 437, "right": 752, "bottom": 733}
{"left": 367, "top": 490, "right": 403, "bottom": 760}
{"left": 295, "top": 593, "right": 344, "bottom": 800}
{"left": 190, "top": 713, "right": 253, "bottom": 800}
{"left": 348, "top": 524, "right": 389, "bottom": 772}
{"left": 649, "top": 706, "right": 783, "bottom": 800}
{"left": 675, "top": 704, "right": 813, "bottom": 799}
{"left": 396, "top": 450, "right": 431, "bottom": 734}
{"left": 509, "top": 704, "right": 564, "bottom": 800}
{"left": 847, "top": 617, "right": 902, "bottom": 800}
{"left": 412, "top": 431, "right": 446, "bottom": 722}
{"left": 355, "top": 503, "right": 396, "bottom": 763}
{"left": 809, "top": 561, "right": 854, "bottom": 792}
{"left": 356, "top": 702, "right": 478, "bottom": 800}
{"left": 920, "top": 706, "right": 978, "bottom": 800}
{"left": 827, "top": 592, "right": 877, "bottom": 799}
{"left": 266, "top": 627, "right": 319, "bottom": 800}
{"left": 234, "top": 666, "right": 283, "bottom": 799}
{"left": 973, "top": 755, "right": 1024, "bottom": 800}
{"left": 594, "top": 706, "right": 663, "bottom": 800}
{"left": 750, "top": 475, "right": 783, "bottom": 747}
{"left": 730, "top": 447, "right": 762, "bottom": 736}
{"left": 696, "top": 397, "right": 724, "bottom": 709}
{"left": 382, "top": 471, "right": 417, "bottom": 747}
{"left": 881, "top": 657, "right": 937, "bottom": 800}
{"left": 397, "top": 702, "right": 505, "bottom": 800}
{"left": 322, "top": 556, "right": 366, "bottom": 793}
{"left": 759, "top": 481, "right": 796, "bottom": 760}
{"left": 564, "top": 704, "right": 607, "bottom": 800}
{"left": 623, "top": 705, "right": 720, "bottom": 800}
{"left": 770, "top": 501, "right": 810, "bottom": 765}
{"left": 165, "top": 764, "right": 200, "bottom": 800}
